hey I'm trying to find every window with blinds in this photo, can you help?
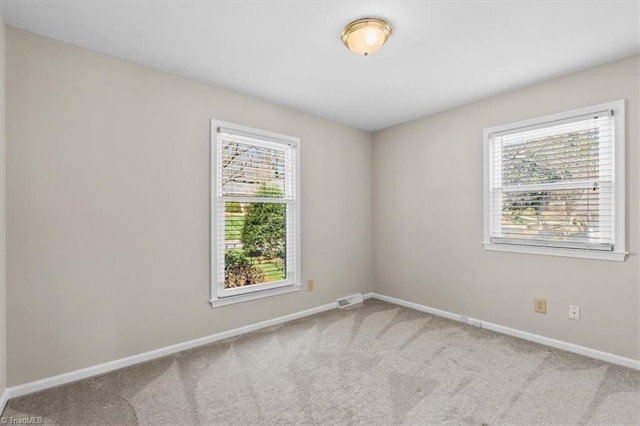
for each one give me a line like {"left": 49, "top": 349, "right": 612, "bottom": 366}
{"left": 210, "top": 121, "right": 300, "bottom": 305}
{"left": 483, "top": 101, "right": 626, "bottom": 261}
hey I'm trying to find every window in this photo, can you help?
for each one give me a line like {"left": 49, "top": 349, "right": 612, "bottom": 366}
{"left": 483, "top": 100, "right": 625, "bottom": 261}
{"left": 210, "top": 120, "right": 301, "bottom": 306}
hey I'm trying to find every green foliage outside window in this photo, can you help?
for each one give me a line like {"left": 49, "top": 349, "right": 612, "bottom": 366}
{"left": 241, "top": 185, "right": 286, "bottom": 267}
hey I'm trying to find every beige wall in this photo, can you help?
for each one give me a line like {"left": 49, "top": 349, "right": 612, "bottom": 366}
{"left": 0, "top": 16, "right": 6, "bottom": 396}
{"left": 6, "top": 28, "right": 373, "bottom": 386}
{"left": 373, "top": 55, "right": 640, "bottom": 360}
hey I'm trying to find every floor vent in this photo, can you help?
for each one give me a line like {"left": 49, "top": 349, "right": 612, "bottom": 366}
{"left": 337, "top": 293, "right": 364, "bottom": 309}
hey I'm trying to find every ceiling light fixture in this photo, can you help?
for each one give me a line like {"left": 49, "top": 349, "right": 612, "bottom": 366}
{"left": 341, "top": 17, "right": 392, "bottom": 56}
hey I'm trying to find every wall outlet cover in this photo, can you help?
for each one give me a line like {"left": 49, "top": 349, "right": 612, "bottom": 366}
{"left": 534, "top": 298, "right": 547, "bottom": 314}
{"left": 569, "top": 305, "right": 580, "bottom": 320}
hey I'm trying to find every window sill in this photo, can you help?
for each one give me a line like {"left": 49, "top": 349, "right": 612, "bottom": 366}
{"left": 209, "top": 283, "right": 302, "bottom": 308}
{"left": 483, "top": 242, "right": 627, "bottom": 261}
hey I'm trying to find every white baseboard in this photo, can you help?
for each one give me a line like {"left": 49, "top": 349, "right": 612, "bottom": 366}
{"left": 6, "top": 301, "right": 338, "bottom": 400}
{"left": 371, "top": 293, "right": 640, "bottom": 371}
{"left": 0, "top": 389, "right": 8, "bottom": 414}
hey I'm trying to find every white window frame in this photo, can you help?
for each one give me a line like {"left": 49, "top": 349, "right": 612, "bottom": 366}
{"left": 483, "top": 100, "right": 626, "bottom": 261}
{"left": 210, "top": 120, "right": 301, "bottom": 307}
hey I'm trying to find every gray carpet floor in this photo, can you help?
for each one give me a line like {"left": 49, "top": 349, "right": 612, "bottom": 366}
{"left": 2, "top": 299, "right": 639, "bottom": 425}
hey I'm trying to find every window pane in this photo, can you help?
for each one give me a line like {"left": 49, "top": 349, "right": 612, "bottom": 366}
{"left": 502, "top": 129, "right": 600, "bottom": 187}
{"left": 224, "top": 201, "right": 286, "bottom": 288}
{"left": 221, "top": 139, "right": 286, "bottom": 197}
{"left": 500, "top": 188, "right": 609, "bottom": 243}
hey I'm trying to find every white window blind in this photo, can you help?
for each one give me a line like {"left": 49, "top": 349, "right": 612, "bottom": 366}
{"left": 218, "top": 130, "right": 296, "bottom": 200}
{"left": 484, "top": 100, "right": 626, "bottom": 260}
{"left": 211, "top": 121, "right": 300, "bottom": 304}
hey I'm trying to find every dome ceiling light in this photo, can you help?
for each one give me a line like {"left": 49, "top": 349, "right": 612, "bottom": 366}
{"left": 341, "top": 17, "right": 392, "bottom": 56}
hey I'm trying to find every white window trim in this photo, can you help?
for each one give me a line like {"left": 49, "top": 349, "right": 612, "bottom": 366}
{"left": 209, "top": 120, "right": 301, "bottom": 307}
{"left": 482, "top": 100, "right": 626, "bottom": 261}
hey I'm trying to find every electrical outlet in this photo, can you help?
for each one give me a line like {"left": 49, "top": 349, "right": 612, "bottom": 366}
{"left": 306, "top": 279, "right": 314, "bottom": 292}
{"left": 534, "top": 298, "right": 547, "bottom": 314}
{"left": 569, "top": 305, "right": 580, "bottom": 320}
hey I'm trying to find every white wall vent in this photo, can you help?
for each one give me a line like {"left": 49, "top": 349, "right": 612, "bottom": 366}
{"left": 337, "top": 293, "right": 364, "bottom": 309}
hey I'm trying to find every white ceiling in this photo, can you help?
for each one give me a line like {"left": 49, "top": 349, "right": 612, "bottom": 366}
{"left": 2, "top": 1, "right": 639, "bottom": 132}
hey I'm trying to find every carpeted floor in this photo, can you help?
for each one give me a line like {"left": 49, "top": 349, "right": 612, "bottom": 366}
{"left": 2, "top": 299, "right": 640, "bottom": 425}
